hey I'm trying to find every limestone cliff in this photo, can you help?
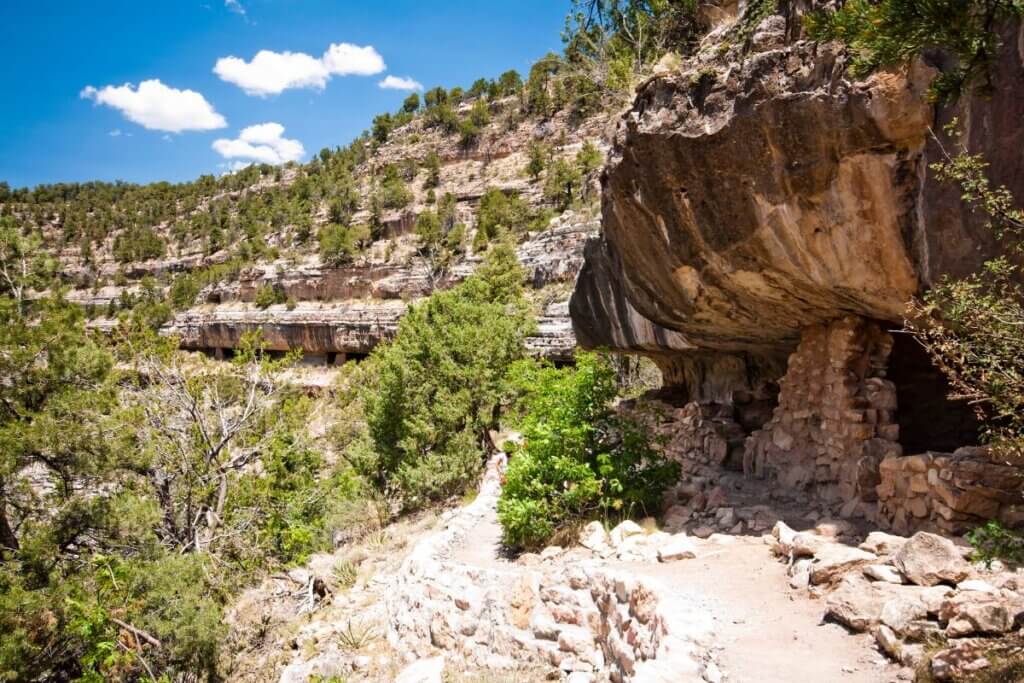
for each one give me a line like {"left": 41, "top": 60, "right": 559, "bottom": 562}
{"left": 571, "top": 11, "right": 1022, "bottom": 366}
{"left": 25, "top": 95, "right": 616, "bottom": 364}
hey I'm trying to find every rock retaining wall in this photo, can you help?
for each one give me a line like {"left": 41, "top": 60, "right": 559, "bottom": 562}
{"left": 876, "top": 450, "right": 1024, "bottom": 535}
{"left": 641, "top": 315, "right": 1023, "bottom": 536}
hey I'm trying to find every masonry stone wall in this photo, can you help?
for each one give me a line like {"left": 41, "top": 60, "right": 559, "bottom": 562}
{"left": 743, "top": 316, "right": 902, "bottom": 511}
{"left": 646, "top": 315, "right": 1023, "bottom": 536}
{"left": 876, "top": 449, "right": 1024, "bottom": 535}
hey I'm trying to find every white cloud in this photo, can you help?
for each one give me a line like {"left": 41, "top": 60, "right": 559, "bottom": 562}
{"left": 378, "top": 75, "right": 423, "bottom": 91}
{"left": 109, "top": 129, "right": 122, "bottom": 137}
{"left": 81, "top": 80, "right": 227, "bottom": 132}
{"left": 321, "top": 43, "right": 385, "bottom": 76}
{"left": 212, "top": 122, "right": 304, "bottom": 166}
{"left": 214, "top": 51, "right": 328, "bottom": 96}
{"left": 214, "top": 42, "right": 385, "bottom": 96}
{"left": 224, "top": 0, "right": 246, "bottom": 16}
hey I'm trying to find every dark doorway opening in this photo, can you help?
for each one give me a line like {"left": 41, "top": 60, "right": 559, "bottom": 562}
{"left": 888, "top": 332, "right": 979, "bottom": 454}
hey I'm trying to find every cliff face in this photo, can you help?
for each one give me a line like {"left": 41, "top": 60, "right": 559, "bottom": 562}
{"left": 572, "top": 12, "right": 1023, "bottom": 372}
{"left": 570, "top": 10, "right": 1024, "bottom": 532}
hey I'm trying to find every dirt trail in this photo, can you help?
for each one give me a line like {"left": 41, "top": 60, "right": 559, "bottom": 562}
{"left": 452, "top": 489, "right": 901, "bottom": 683}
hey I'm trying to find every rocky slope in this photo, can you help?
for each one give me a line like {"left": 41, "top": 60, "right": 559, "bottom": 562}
{"left": 23, "top": 95, "right": 616, "bottom": 365}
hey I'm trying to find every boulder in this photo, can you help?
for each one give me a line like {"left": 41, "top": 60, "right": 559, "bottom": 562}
{"left": 859, "top": 531, "right": 908, "bottom": 556}
{"left": 863, "top": 564, "right": 906, "bottom": 584}
{"left": 809, "top": 544, "right": 877, "bottom": 585}
{"left": 940, "top": 592, "right": 1015, "bottom": 637}
{"left": 579, "top": 521, "right": 612, "bottom": 554}
{"left": 875, "top": 624, "right": 902, "bottom": 661}
{"left": 880, "top": 596, "right": 928, "bottom": 636}
{"left": 791, "top": 532, "right": 829, "bottom": 558}
{"left": 770, "top": 520, "right": 798, "bottom": 555}
{"left": 657, "top": 534, "right": 698, "bottom": 562}
{"left": 893, "top": 532, "right": 971, "bottom": 586}
{"left": 825, "top": 574, "right": 886, "bottom": 632}
{"left": 609, "top": 520, "right": 645, "bottom": 547}
{"left": 395, "top": 656, "right": 445, "bottom": 683}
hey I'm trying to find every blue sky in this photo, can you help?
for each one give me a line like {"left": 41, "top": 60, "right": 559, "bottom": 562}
{"left": 0, "top": 0, "right": 569, "bottom": 189}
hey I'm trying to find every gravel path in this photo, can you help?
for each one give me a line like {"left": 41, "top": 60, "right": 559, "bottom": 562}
{"left": 449, "top": 472, "right": 904, "bottom": 683}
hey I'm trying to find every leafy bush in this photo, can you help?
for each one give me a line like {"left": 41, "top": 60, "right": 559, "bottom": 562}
{"left": 372, "top": 112, "right": 394, "bottom": 143}
{"left": 525, "top": 140, "right": 549, "bottom": 181}
{"left": 415, "top": 210, "right": 443, "bottom": 251}
{"left": 422, "top": 150, "right": 442, "bottom": 188}
{"left": 497, "top": 352, "right": 679, "bottom": 549}
{"left": 544, "top": 158, "right": 583, "bottom": 210}
{"left": 497, "top": 69, "right": 524, "bottom": 96}
{"left": 401, "top": 92, "right": 420, "bottom": 113}
{"left": 576, "top": 140, "right": 603, "bottom": 176}
{"left": 358, "top": 245, "right": 532, "bottom": 508}
{"left": 968, "top": 521, "right": 1024, "bottom": 568}
{"left": 254, "top": 283, "right": 285, "bottom": 308}
{"left": 474, "top": 188, "right": 550, "bottom": 249}
{"left": 319, "top": 223, "right": 360, "bottom": 264}
{"left": 112, "top": 225, "right": 166, "bottom": 263}
{"left": 377, "top": 165, "right": 414, "bottom": 209}
{"left": 805, "top": 0, "right": 1023, "bottom": 99}
{"left": 169, "top": 272, "right": 200, "bottom": 310}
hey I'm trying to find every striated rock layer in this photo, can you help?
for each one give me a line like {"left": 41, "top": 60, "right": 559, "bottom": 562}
{"left": 571, "top": 14, "right": 1022, "bottom": 368}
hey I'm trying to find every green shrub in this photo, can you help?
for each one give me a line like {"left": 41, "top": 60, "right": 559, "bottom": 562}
{"left": 254, "top": 283, "right": 284, "bottom": 308}
{"left": 402, "top": 92, "right": 420, "bottom": 113}
{"left": 169, "top": 273, "right": 200, "bottom": 310}
{"left": 525, "top": 140, "right": 549, "bottom": 181}
{"left": 358, "top": 245, "right": 532, "bottom": 509}
{"left": 497, "top": 352, "right": 679, "bottom": 549}
{"left": 425, "top": 102, "right": 459, "bottom": 134}
{"left": 372, "top": 112, "right": 394, "bottom": 143}
{"left": 576, "top": 140, "right": 603, "bottom": 176}
{"left": 112, "top": 225, "right": 166, "bottom": 263}
{"left": 377, "top": 165, "right": 413, "bottom": 209}
{"left": 415, "top": 210, "right": 442, "bottom": 251}
{"left": 422, "top": 150, "right": 442, "bottom": 188}
{"left": 319, "top": 223, "right": 359, "bottom": 264}
{"left": 544, "top": 158, "right": 583, "bottom": 210}
{"left": 968, "top": 521, "right": 1024, "bottom": 568}
{"left": 497, "top": 69, "right": 523, "bottom": 96}
{"left": 475, "top": 188, "right": 546, "bottom": 248}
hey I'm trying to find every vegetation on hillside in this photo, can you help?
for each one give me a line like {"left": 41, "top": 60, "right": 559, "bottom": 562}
{"left": 352, "top": 245, "right": 534, "bottom": 510}
{"left": 0, "top": 3, "right": 754, "bottom": 679}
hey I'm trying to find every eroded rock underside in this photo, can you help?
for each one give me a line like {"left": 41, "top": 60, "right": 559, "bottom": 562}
{"left": 570, "top": 10, "right": 1024, "bottom": 535}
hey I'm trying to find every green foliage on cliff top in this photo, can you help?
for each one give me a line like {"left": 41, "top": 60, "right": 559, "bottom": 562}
{"left": 805, "top": 0, "right": 1024, "bottom": 100}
